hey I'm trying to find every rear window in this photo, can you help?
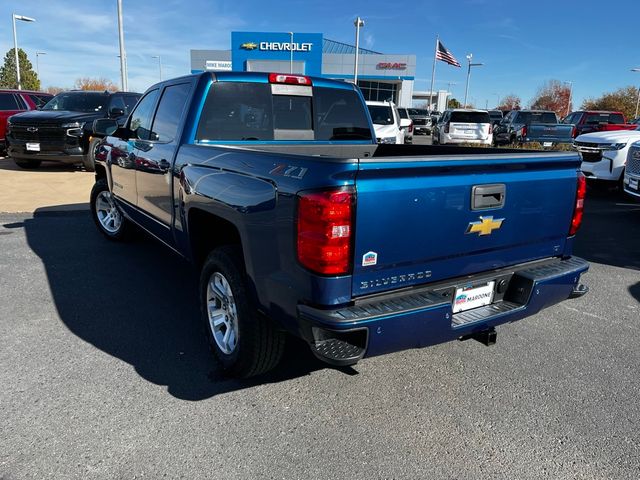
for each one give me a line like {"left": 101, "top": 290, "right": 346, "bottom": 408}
{"left": 398, "top": 108, "right": 409, "bottom": 119}
{"left": 408, "top": 108, "right": 428, "bottom": 116}
{"left": 449, "top": 111, "right": 491, "bottom": 123}
{"left": 27, "top": 94, "right": 52, "bottom": 108}
{"left": 196, "top": 82, "right": 372, "bottom": 141}
{"left": 368, "top": 105, "right": 394, "bottom": 125}
{"left": 0, "top": 93, "right": 20, "bottom": 110}
{"left": 584, "top": 113, "right": 625, "bottom": 125}
{"left": 516, "top": 112, "right": 557, "bottom": 124}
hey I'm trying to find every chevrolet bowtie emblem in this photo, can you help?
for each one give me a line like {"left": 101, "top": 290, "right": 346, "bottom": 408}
{"left": 240, "top": 42, "right": 258, "bottom": 50}
{"left": 466, "top": 216, "right": 504, "bottom": 236}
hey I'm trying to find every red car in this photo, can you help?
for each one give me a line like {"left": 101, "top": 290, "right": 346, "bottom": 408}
{"left": 0, "top": 89, "right": 53, "bottom": 152}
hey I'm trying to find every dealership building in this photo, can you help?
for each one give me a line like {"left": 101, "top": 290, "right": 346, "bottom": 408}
{"left": 190, "top": 31, "right": 418, "bottom": 107}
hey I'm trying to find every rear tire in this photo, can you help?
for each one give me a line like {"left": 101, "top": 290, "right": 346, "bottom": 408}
{"left": 13, "top": 158, "right": 41, "bottom": 169}
{"left": 90, "top": 179, "right": 131, "bottom": 240}
{"left": 201, "top": 246, "right": 285, "bottom": 378}
{"left": 82, "top": 137, "right": 101, "bottom": 172}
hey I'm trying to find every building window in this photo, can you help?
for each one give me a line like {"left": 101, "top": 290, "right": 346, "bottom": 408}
{"left": 357, "top": 80, "right": 398, "bottom": 104}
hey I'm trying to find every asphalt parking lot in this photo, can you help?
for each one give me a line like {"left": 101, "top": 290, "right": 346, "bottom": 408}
{"left": 1, "top": 160, "right": 639, "bottom": 479}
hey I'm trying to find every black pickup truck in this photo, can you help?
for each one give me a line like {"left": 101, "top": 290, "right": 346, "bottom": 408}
{"left": 6, "top": 90, "right": 140, "bottom": 170}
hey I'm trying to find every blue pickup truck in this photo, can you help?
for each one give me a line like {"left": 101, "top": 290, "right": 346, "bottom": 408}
{"left": 90, "top": 71, "right": 589, "bottom": 377}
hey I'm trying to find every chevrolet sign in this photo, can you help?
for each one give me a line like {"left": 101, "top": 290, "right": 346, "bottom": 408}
{"left": 259, "top": 42, "right": 313, "bottom": 52}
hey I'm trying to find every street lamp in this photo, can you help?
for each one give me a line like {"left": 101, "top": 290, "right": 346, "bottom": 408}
{"left": 631, "top": 69, "right": 640, "bottom": 118}
{"left": 12, "top": 13, "right": 36, "bottom": 90}
{"left": 445, "top": 81, "right": 457, "bottom": 109}
{"left": 288, "top": 32, "right": 294, "bottom": 74}
{"left": 117, "top": 0, "right": 128, "bottom": 91}
{"left": 151, "top": 55, "right": 162, "bottom": 81}
{"left": 463, "top": 53, "right": 483, "bottom": 108}
{"left": 35, "top": 51, "right": 46, "bottom": 78}
{"left": 563, "top": 81, "right": 573, "bottom": 117}
{"left": 353, "top": 17, "right": 365, "bottom": 84}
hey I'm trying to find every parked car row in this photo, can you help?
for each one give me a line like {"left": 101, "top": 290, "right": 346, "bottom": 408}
{"left": 3, "top": 82, "right": 640, "bottom": 204}
{"left": 5, "top": 90, "right": 141, "bottom": 171}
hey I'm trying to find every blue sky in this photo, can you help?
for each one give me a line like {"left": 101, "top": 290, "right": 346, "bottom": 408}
{"left": 2, "top": 0, "right": 639, "bottom": 109}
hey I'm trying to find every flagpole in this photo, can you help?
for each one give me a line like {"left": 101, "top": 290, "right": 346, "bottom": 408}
{"left": 428, "top": 34, "right": 438, "bottom": 113}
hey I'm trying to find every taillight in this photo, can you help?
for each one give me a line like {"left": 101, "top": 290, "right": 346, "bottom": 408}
{"left": 571, "top": 126, "right": 577, "bottom": 138}
{"left": 521, "top": 125, "right": 527, "bottom": 138}
{"left": 297, "top": 187, "right": 354, "bottom": 275}
{"left": 444, "top": 122, "right": 450, "bottom": 134}
{"left": 569, "top": 172, "right": 586, "bottom": 236}
{"left": 409, "top": 121, "right": 414, "bottom": 133}
{"left": 268, "top": 73, "right": 312, "bottom": 85}
{"left": 488, "top": 124, "right": 493, "bottom": 134}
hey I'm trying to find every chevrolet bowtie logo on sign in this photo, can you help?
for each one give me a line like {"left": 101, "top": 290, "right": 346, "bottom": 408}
{"left": 240, "top": 42, "right": 258, "bottom": 50}
{"left": 466, "top": 216, "right": 505, "bottom": 236}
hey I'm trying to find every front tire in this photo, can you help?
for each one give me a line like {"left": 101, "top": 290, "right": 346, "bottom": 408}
{"left": 201, "top": 246, "right": 285, "bottom": 378}
{"left": 82, "top": 137, "right": 101, "bottom": 172}
{"left": 14, "top": 158, "right": 41, "bottom": 169}
{"left": 90, "top": 179, "right": 130, "bottom": 240}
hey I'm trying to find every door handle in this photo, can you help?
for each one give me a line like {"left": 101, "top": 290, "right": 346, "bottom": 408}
{"left": 158, "top": 159, "right": 170, "bottom": 172}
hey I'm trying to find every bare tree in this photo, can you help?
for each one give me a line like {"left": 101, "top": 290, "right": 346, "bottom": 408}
{"left": 530, "top": 80, "right": 571, "bottom": 117}
{"left": 74, "top": 77, "right": 118, "bottom": 92}
{"left": 497, "top": 94, "right": 521, "bottom": 111}
{"left": 45, "top": 86, "right": 66, "bottom": 95}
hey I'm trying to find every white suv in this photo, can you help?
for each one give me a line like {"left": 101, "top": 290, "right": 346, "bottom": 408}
{"left": 366, "top": 100, "right": 406, "bottom": 144}
{"left": 574, "top": 128, "right": 640, "bottom": 188}
{"left": 433, "top": 109, "right": 493, "bottom": 145}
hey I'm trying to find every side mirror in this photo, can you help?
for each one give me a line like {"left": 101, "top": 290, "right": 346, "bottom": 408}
{"left": 93, "top": 118, "right": 119, "bottom": 136}
{"left": 400, "top": 118, "right": 412, "bottom": 128}
{"left": 109, "top": 107, "right": 125, "bottom": 118}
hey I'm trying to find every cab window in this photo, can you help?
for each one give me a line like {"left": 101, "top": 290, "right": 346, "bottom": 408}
{"left": 129, "top": 89, "right": 159, "bottom": 140}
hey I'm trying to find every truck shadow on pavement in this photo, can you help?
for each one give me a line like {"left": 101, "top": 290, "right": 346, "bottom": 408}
{"left": 18, "top": 208, "right": 334, "bottom": 401}
{"left": 573, "top": 192, "right": 640, "bottom": 272}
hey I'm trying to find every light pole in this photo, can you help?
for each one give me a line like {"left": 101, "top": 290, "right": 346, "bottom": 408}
{"left": 563, "top": 81, "right": 573, "bottom": 117}
{"left": 35, "top": 51, "right": 46, "bottom": 78}
{"left": 445, "top": 81, "right": 457, "bottom": 109}
{"left": 289, "top": 32, "right": 294, "bottom": 74}
{"left": 631, "top": 69, "right": 640, "bottom": 118}
{"left": 353, "top": 17, "right": 364, "bottom": 84}
{"left": 117, "top": 0, "right": 128, "bottom": 91}
{"left": 463, "top": 53, "right": 483, "bottom": 108}
{"left": 493, "top": 92, "right": 500, "bottom": 108}
{"left": 12, "top": 13, "right": 36, "bottom": 90}
{"left": 151, "top": 55, "right": 162, "bottom": 81}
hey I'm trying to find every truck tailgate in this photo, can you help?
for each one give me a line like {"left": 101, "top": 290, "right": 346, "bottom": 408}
{"left": 527, "top": 124, "right": 574, "bottom": 143}
{"left": 352, "top": 152, "right": 580, "bottom": 297}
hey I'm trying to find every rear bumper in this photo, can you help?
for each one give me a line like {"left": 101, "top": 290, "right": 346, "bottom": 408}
{"left": 441, "top": 133, "right": 492, "bottom": 145}
{"left": 298, "top": 256, "right": 589, "bottom": 365}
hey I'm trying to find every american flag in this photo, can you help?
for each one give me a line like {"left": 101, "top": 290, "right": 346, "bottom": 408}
{"left": 435, "top": 40, "right": 461, "bottom": 67}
